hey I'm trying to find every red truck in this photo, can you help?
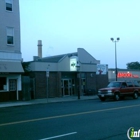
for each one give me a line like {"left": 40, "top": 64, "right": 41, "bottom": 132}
{"left": 98, "top": 81, "right": 140, "bottom": 101}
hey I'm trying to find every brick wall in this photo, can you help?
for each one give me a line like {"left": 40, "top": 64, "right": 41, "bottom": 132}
{"left": 85, "top": 72, "right": 108, "bottom": 95}
{"left": 33, "top": 71, "right": 108, "bottom": 99}
{"left": 48, "top": 72, "right": 61, "bottom": 97}
{"left": 85, "top": 73, "right": 97, "bottom": 95}
{"left": 56, "top": 72, "right": 61, "bottom": 97}
{"left": 34, "top": 72, "right": 62, "bottom": 99}
{"left": 34, "top": 72, "right": 46, "bottom": 98}
{"left": 96, "top": 73, "right": 109, "bottom": 90}
{"left": 0, "top": 91, "right": 22, "bottom": 102}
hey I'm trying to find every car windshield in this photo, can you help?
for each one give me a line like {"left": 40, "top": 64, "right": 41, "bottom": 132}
{"left": 107, "top": 82, "right": 121, "bottom": 88}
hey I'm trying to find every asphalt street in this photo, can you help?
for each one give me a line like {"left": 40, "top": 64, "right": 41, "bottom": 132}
{"left": 0, "top": 97, "right": 140, "bottom": 140}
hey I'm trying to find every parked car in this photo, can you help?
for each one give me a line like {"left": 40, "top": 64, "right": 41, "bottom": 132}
{"left": 98, "top": 81, "right": 140, "bottom": 101}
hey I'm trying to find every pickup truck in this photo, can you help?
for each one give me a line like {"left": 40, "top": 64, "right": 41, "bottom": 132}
{"left": 98, "top": 81, "right": 140, "bottom": 101}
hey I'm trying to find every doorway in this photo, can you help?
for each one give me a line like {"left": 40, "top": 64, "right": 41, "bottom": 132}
{"left": 61, "top": 79, "right": 74, "bottom": 96}
{"left": 9, "top": 79, "right": 17, "bottom": 100}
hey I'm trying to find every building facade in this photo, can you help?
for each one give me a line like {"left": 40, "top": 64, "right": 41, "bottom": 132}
{"left": 108, "top": 69, "right": 140, "bottom": 85}
{"left": 26, "top": 48, "right": 108, "bottom": 99}
{"left": 0, "top": 0, "right": 24, "bottom": 102}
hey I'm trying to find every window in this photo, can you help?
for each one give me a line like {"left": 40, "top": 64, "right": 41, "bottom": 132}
{"left": 126, "top": 82, "right": 133, "bottom": 87}
{"left": 0, "top": 77, "right": 6, "bottom": 90}
{"left": 7, "top": 27, "right": 14, "bottom": 45}
{"left": 121, "top": 82, "right": 127, "bottom": 88}
{"left": 107, "top": 82, "right": 121, "bottom": 88}
{"left": 9, "top": 79, "right": 17, "bottom": 91}
{"left": 5, "top": 0, "right": 13, "bottom": 11}
{"left": 133, "top": 81, "right": 140, "bottom": 87}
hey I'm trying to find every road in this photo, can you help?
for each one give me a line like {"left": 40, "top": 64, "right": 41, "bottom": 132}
{"left": 0, "top": 97, "right": 140, "bottom": 140}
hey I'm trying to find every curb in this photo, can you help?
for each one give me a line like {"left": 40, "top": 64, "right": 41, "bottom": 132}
{"left": 0, "top": 96, "right": 98, "bottom": 108}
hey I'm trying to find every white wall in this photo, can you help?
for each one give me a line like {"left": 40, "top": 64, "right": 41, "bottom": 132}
{"left": 78, "top": 48, "right": 100, "bottom": 64}
{"left": 0, "top": 0, "right": 21, "bottom": 54}
{"left": 0, "top": 52, "right": 22, "bottom": 61}
{"left": 30, "top": 62, "right": 58, "bottom": 72}
{"left": 80, "top": 64, "right": 97, "bottom": 72}
{"left": 58, "top": 56, "right": 70, "bottom": 71}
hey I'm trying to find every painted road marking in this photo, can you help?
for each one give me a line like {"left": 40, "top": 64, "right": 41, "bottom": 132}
{"left": 39, "top": 132, "right": 77, "bottom": 140}
{"left": 102, "top": 101, "right": 124, "bottom": 104}
{"left": 0, "top": 104, "right": 140, "bottom": 127}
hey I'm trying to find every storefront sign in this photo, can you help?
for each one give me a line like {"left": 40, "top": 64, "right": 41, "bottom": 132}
{"left": 96, "top": 64, "right": 107, "bottom": 75}
{"left": 70, "top": 56, "right": 78, "bottom": 71}
{"left": 118, "top": 72, "right": 139, "bottom": 78}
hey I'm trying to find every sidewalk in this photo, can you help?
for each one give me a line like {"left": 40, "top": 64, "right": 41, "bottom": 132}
{"left": 0, "top": 95, "right": 98, "bottom": 108}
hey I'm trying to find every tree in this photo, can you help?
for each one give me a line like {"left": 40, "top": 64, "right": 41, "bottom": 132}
{"left": 126, "top": 61, "right": 140, "bottom": 70}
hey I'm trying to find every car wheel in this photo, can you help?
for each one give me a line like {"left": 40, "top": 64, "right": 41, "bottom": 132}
{"left": 133, "top": 92, "right": 138, "bottom": 99}
{"left": 114, "top": 94, "right": 120, "bottom": 101}
{"left": 99, "top": 97, "right": 106, "bottom": 101}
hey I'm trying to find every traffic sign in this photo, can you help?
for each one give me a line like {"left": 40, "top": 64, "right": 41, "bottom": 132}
{"left": 46, "top": 71, "right": 49, "bottom": 77}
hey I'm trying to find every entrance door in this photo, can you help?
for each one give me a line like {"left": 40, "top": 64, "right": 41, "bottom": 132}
{"left": 61, "top": 79, "right": 75, "bottom": 96}
{"left": 64, "top": 80, "right": 69, "bottom": 95}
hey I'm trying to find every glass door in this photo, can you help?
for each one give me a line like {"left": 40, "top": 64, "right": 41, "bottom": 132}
{"left": 61, "top": 79, "right": 73, "bottom": 96}
{"left": 64, "top": 80, "right": 69, "bottom": 95}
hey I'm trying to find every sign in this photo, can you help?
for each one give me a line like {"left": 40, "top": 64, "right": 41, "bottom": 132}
{"left": 46, "top": 72, "right": 49, "bottom": 77}
{"left": 118, "top": 72, "right": 139, "bottom": 78}
{"left": 70, "top": 56, "right": 78, "bottom": 71}
{"left": 127, "top": 127, "right": 140, "bottom": 140}
{"left": 96, "top": 64, "right": 107, "bottom": 75}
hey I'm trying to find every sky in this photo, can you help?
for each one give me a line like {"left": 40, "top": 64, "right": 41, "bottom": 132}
{"left": 19, "top": 0, "right": 140, "bottom": 68}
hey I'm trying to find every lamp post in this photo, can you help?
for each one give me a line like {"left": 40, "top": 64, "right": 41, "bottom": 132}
{"left": 46, "top": 66, "right": 49, "bottom": 102}
{"left": 76, "top": 63, "right": 81, "bottom": 99}
{"left": 110, "top": 37, "right": 120, "bottom": 81}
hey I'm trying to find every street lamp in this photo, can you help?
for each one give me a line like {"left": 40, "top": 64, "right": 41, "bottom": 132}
{"left": 46, "top": 65, "right": 50, "bottom": 102}
{"left": 76, "top": 63, "right": 81, "bottom": 99}
{"left": 110, "top": 37, "right": 120, "bottom": 81}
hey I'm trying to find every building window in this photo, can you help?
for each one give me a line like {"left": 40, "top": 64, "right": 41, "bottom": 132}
{"left": 9, "top": 79, "right": 17, "bottom": 91}
{"left": 7, "top": 27, "right": 14, "bottom": 45}
{"left": 5, "top": 0, "right": 13, "bottom": 11}
{"left": 0, "top": 77, "right": 6, "bottom": 90}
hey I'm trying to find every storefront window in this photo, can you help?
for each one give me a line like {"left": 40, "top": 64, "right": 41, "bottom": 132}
{"left": 0, "top": 77, "right": 6, "bottom": 90}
